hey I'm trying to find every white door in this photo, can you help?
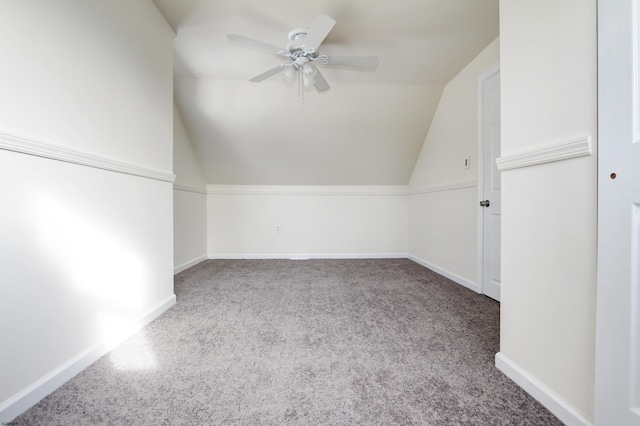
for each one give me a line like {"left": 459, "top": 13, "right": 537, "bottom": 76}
{"left": 595, "top": 0, "right": 640, "bottom": 424}
{"left": 480, "top": 70, "right": 501, "bottom": 301}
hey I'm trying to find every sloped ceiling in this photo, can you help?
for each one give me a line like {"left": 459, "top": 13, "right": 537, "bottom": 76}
{"left": 152, "top": 0, "right": 499, "bottom": 185}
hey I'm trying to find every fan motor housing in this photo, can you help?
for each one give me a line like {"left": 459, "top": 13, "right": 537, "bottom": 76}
{"left": 288, "top": 29, "right": 308, "bottom": 41}
{"left": 286, "top": 29, "right": 319, "bottom": 57}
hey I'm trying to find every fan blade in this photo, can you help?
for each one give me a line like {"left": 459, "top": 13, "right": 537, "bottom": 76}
{"left": 249, "top": 65, "right": 286, "bottom": 82}
{"left": 227, "top": 34, "right": 284, "bottom": 55}
{"left": 312, "top": 65, "right": 331, "bottom": 92}
{"left": 304, "top": 14, "right": 336, "bottom": 49}
{"left": 326, "top": 55, "right": 379, "bottom": 69}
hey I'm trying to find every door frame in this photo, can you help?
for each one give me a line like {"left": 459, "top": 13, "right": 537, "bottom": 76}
{"left": 594, "top": 0, "right": 640, "bottom": 421}
{"left": 477, "top": 63, "right": 501, "bottom": 297}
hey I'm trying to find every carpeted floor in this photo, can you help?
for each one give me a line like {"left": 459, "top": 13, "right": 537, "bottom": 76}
{"left": 14, "top": 259, "right": 562, "bottom": 425}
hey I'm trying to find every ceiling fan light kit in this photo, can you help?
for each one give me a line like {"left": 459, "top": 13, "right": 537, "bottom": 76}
{"left": 227, "top": 14, "right": 378, "bottom": 102}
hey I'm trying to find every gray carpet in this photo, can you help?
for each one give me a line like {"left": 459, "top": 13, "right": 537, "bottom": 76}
{"left": 14, "top": 259, "right": 562, "bottom": 425}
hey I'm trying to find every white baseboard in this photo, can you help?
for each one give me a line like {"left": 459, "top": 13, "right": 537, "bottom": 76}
{"left": 407, "top": 255, "right": 479, "bottom": 293}
{"left": 174, "top": 255, "right": 208, "bottom": 274}
{"left": 208, "top": 253, "right": 408, "bottom": 260}
{"left": 207, "top": 254, "right": 478, "bottom": 295}
{"left": 495, "top": 352, "right": 593, "bottom": 426}
{"left": 0, "top": 295, "right": 176, "bottom": 424}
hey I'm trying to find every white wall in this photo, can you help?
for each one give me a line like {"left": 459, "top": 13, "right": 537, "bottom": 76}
{"left": 173, "top": 104, "right": 207, "bottom": 272}
{"left": 174, "top": 79, "right": 444, "bottom": 185}
{"left": 0, "top": 1, "right": 175, "bottom": 422}
{"left": 408, "top": 38, "right": 500, "bottom": 289}
{"left": 205, "top": 38, "right": 500, "bottom": 270}
{"left": 207, "top": 186, "right": 408, "bottom": 258}
{"left": 497, "top": 0, "right": 597, "bottom": 423}
{"left": 0, "top": 1, "right": 172, "bottom": 173}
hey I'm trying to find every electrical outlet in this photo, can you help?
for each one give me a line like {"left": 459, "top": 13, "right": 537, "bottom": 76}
{"left": 276, "top": 225, "right": 281, "bottom": 233}
{"left": 431, "top": 232, "right": 436, "bottom": 243}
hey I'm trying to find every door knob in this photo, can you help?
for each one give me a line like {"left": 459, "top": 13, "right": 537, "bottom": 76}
{"left": 480, "top": 200, "right": 490, "bottom": 207}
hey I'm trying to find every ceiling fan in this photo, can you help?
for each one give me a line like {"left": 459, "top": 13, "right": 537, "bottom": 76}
{"left": 227, "top": 14, "right": 378, "bottom": 96}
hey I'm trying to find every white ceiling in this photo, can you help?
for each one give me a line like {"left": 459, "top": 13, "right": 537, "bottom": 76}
{"left": 152, "top": 0, "right": 499, "bottom": 185}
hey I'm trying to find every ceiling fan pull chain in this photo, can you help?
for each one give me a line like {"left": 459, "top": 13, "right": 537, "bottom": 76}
{"left": 299, "top": 67, "right": 303, "bottom": 102}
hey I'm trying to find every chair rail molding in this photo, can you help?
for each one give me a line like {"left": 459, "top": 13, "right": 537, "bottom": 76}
{"left": 407, "top": 180, "right": 477, "bottom": 196}
{"left": 496, "top": 136, "right": 592, "bottom": 172}
{"left": 0, "top": 129, "right": 175, "bottom": 183}
{"left": 206, "top": 185, "right": 409, "bottom": 197}
{"left": 174, "top": 184, "right": 207, "bottom": 194}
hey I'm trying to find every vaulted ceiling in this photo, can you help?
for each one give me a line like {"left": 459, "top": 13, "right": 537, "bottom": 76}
{"left": 152, "top": 0, "right": 499, "bottom": 185}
